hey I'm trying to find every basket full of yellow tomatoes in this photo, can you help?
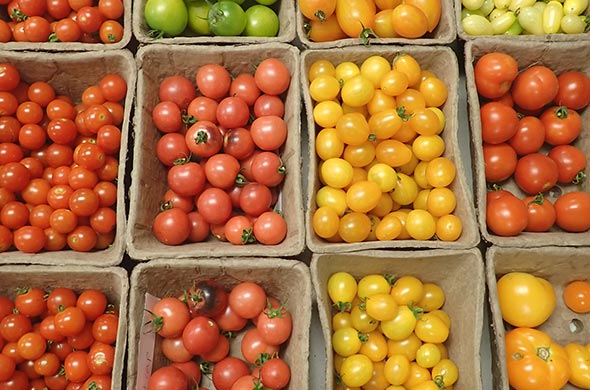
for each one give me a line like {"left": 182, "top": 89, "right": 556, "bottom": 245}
{"left": 302, "top": 46, "right": 479, "bottom": 253}
{"left": 296, "top": 0, "right": 457, "bottom": 48}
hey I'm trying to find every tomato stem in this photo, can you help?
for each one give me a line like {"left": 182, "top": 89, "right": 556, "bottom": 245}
{"left": 303, "top": 22, "right": 311, "bottom": 38}
{"left": 384, "top": 274, "right": 397, "bottom": 285}
{"left": 537, "top": 346, "right": 551, "bottom": 361}
{"left": 264, "top": 298, "right": 288, "bottom": 318}
{"left": 527, "top": 193, "right": 545, "bottom": 206}
{"left": 358, "top": 24, "right": 378, "bottom": 46}
{"left": 195, "top": 130, "right": 209, "bottom": 144}
{"left": 573, "top": 171, "right": 586, "bottom": 185}
{"left": 48, "top": 32, "right": 59, "bottom": 42}
{"left": 408, "top": 303, "right": 425, "bottom": 319}
{"left": 397, "top": 106, "right": 412, "bottom": 121}
{"left": 358, "top": 332, "right": 369, "bottom": 343}
{"left": 142, "top": 309, "right": 164, "bottom": 334}
{"left": 147, "top": 29, "right": 166, "bottom": 39}
{"left": 555, "top": 106, "right": 569, "bottom": 119}
{"left": 255, "top": 352, "right": 271, "bottom": 366}
{"left": 11, "top": 9, "right": 27, "bottom": 22}
{"left": 314, "top": 10, "right": 327, "bottom": 22}
{"left": 433, "top": 374, "right": 447, "bottom": 389}
{"left": 241, "top": 227, "right": 257, "bottom": 244}
{"left": 235, "top": 173, "right": 248, "bottom": 187}
{"left": 333, "top": 301, "right": 352, "bottom": 312}
{"left": 159, "top": 200, "right": 173, "bottom": 212}
{"left": 14, "top": 287, "right": 29, "bottom": 295}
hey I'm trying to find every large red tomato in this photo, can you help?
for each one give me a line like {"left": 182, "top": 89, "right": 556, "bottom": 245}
{"left": 474, "top": 52, "right": 519, "bottom": 99}
{"left": 511, "top": 65, "right": 559, "bottom": 111}
{"left": 486, "top": 190, "right": 528, "bottom": 237}
{"left": 514, "top": 154, "right": 559, "bottom": 195}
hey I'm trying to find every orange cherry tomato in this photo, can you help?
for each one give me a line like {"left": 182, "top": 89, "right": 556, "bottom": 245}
{"left": 335, "top": 0, "right": 376, "bottom": 39}
{"left": 307, "top": 14, "right": 348, "bottom": 42}
{"left": 300, "top": 0, "right": 337, "bottom": 21}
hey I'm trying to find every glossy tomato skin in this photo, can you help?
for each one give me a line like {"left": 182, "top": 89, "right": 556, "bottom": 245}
{"left": 497, "top": 272, "right": 556, "bottom": 327}
{"left": 508, "top": 116, "right": 545, "bottom": 156}
{"left": 483, "top": 142, "right": 517, "bottom": 183}
{"left": 554, "top": 71, "right": 590, "bottom": 110}
{"left": 480, "top": 101, "right": 519, "bottom": 144}
{"left": 554, "top": 191, "right": 590, "bottom": 232}
{"left": 547, "top": 144, "right": 587, "bottom": 184}
{"left": 335, "top": 0, "right": 376, "bottom": 38}
{"left": 514, "top": 153, "right": 559, "bottom": 195}
{"left": 540, "top": 106, "right": 582, "bottom": 146}
{"left": 211, "top": 356, "right": 250, "bottom": 390}
{"left": 563, "top": 281, "right": 590, "bottom": 314}
{"left": 182, "top": 316, "right": 220, "bottom": 355}
{"left": 474, "top": 52, "right": 519, "bottom": 99}
{"left": 505, "top": 328, "right": 570, "bottom": 390}
{"left": 524, "top": 194, "right": 556, "bottom": 232}
{"left": 512, "top": 65, "right": 559, "bottom": 111}
{"left": 152, "top": 208, "right": 191, "bottom": 246}
{"left": 147, "top": 365, "right": 188, "bottom": 390}
{"left": 486, "top": 190, "right": 527, "bottom": 237}
{"left": 256, "top": 299, "right": 292, "bottom": 345}
{"left": 185, "top": 120, "right": 223, "bottom": 158}
{"left": 181, "top": 279, "right": 228, "bottom": 318}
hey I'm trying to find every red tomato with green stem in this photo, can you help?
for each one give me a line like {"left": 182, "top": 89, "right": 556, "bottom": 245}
{"left": 251, "top": 151, "right": 286, "bottom": 187}
{"left": 224, "top": 215, "right": 255, "bottom": 245}
{"left": 156, "top": 133, "right": 190, "bottom": 167}
{"left": 512, "top": 65, "right": 559, "bottom": 111}
{"left": 547, "top": 144, "right": 587, "bottom": 184}
{"left": 240, "top": 327, "right": 280, "bottom": 364}
{"left": 180, "top": 279, "right": 228, "bottom": 319}
{"left": 486, "top": 189, "right": 528, "bottom": 237}
{"left": 167, "top": 160, "right": 206, "bottom": 197}
{"left": 147, "top": 297, "right": 190, "bottom": 339}
{"left": 181, "top": 316, "right": 220, "bottom": 355}
{"left": 474, "top": 52, "right": 519, "bottom": 99}
{"left": 514, "top": 153, "right": 559, "bottom": 195}
{"left": 524, "top": 194, "right": 556, "bottom": 232}
{"left": 257, "top": 299, "right": 292, "bottom": 346}
{"left": 14, "top": 287, "right": 46, "bottom": 318}
{"left": 540, "top": 106, "right": 582, "bottom": 146}
{"left": 260, "top": 357, "right": 291, "bottom": 389}
{"left": 185, "top": 120, "right": 223, "bottom": 158}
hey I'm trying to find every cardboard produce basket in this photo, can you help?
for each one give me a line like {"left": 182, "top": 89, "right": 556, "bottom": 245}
{"left": 127, "top": 43, "right": 305, "bottom": 260}
{"left": 311, "top": 249, "right": 485, "bottom": 390}
{"left": 456, "top": 0, "right": 590, "bottom": 41}
{"left": 486, "top": 246, "right": 590, "bottom": 390}
{"left": 302, "top": 46, "right": 479, "bottom": 253}
{"left": 0, "top": 264, "right": 129, "bottom": 390}
{"left": 133, "top": 0, "right": 295, "bottom": 44}
{"left": 0, "top": 0, "right": 131, "bottom": 51}
{"left": 0, "top": 50, "right": 136, "bottom": 266}
{"left": 465, "top": 39, "right": 590, "bottom": 247}
{"left": 126, "top": 257, "right": 312, "bottom": 390}
{"left": 295, "top": 0, "right": 456, "bottom": 48}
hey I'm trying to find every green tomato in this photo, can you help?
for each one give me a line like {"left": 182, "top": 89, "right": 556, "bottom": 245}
{"left": 187, "top": 0, "right": 211, "bottom": 35}
{"left": 491, "top": 10, "right": 516, "bottom": 34}
{"left": 504, "top": 19, "right": 524, "bottom": 34}
{"left": 462, "top": 14, "right": 494, "bottom": 34}
{"left": 208, "top": 1, "right": 247, "bottom": 36}
{"left": 542, "top": 0, "right": 563, "bottom": 33}
{"left": 256, "top": 0, "right": 279, "bottom": 5}
{"left": 561, "top": 13, "right": 587, "bottom": 33}
{"left": 244, "top": 4, "right": 280, "bottom": 36}
{"left": 144, "top": 0, "right": 188, "bottom": 37}
{"left": 518, "top": 5, "right": 544, "bottom": 34}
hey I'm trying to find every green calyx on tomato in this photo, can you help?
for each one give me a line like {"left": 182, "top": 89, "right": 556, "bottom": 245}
{"left": 397, "top": 106, "right": 412, "bottom": 121}
{"left": 358, "top": 23, "right": 378, "bottom": 46}
{"left": 554, "top": 105, "right": 570, "bottom": 119}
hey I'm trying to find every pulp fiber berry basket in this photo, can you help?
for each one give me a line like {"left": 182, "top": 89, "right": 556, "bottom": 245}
{"left": 126, "top": 257, "right": 312, "bottom": 390}
{"left": 311, "top": 249, "right": 485, "bottom": 390}
{"left": 0, "top": 264, "right": 129, "bottom": 390}
{"left": 126, "top": 43, "right": 305, "bottom": 260}
{"left": 465, "top": 38, "right": 590, "bottom": 247}
{"left": 0, "top": 0, "right": 131, "bottom": 51}
{"left": 133, "top": 0, "right": 296, "bottom": 44}
{"left": 0, "top": 50, "right": 136, "bottom": 266}
{"left": 486, "top": 246, "right": 590, "bottom": 390}
{"left": 295, "top": 0, "right": 456, "bottom": 48}
{"left": 302, "top": 46, "right": 479, "bottom": 253}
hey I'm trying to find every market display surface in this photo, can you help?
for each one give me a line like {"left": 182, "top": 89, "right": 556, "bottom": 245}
{"left": 0, "top": 0, "right": 589, "bottom": 388}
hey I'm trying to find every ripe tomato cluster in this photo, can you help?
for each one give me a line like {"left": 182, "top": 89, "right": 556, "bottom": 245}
{"left": 475, "top": 52, "right": 590, "bottom": 236}
{"left": 0, "top": 0, "right": 125, "bottom": 44}
{"left": 497, "top": 272, "right": 590, "bottom": 390}
{"left": 146, "top": 280, "right": 292, "bottom": 390}
{"left": 151, "top": 58, "right": 291, "bottom": 247}
{"left": 327, "top": 272, "right": 458, "bottom": 389}
{"left": 0, "top": 287, "right": 119, "bottom": 389}
{"left": 300, "top": 0, "right": 441, "bottom": 43}
{"left": 0, "top": 63, "right": 125, "bottom": 253}
{"left": 310, "top": 54, "right": 463, "bottom": 243}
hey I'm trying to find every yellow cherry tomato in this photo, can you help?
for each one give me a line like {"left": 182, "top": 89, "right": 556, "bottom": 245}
{"left": 358, "top": 274, "right": 392, "bottom": 297}
{"left": 359, "top": 330, "right": 389, "bottom": 362}
{"left": 365, "top": 293, "right": 399, "bottom": 322}
{"left": 416, "top": 343, "right": 442, "bottom": 368}
{"left": 414, "top": 312, "right": 449, "bottom": 343}
{"left": 429, "top": 309, "right": 451, "bottom": 328}
{"left": 380, "top": 304, "right": 419, "bottom": 341}
{"left": 368, "top": 109, "right": 403, "bottom": 140}
{"left": 431, "top": 358, "right": 459, "bottom": 386}
{"left": 347, "top": 167, "right": 369, "bottom": 189}
{"left": 380, "top": 69, "right": 409, "bottom": 97}
{"left": 370, "top": 193, "right": 395, "bottom": 218}
{"left": 375, "top": 213, "right": 403, "bottom": 241}
{"left": 334, "top": 352, "right": 346, "bottom": 374}
{"left": 343, "top": 141, "right": 376, "bottom": 168}
{"left": 312, "top": 206, "right": 340, "bottom": 238}
{"left": 336, "top": 61, "right": 361, "bottom": 83}
{"left": 404, "top": 0, "right": 442, "bottom": 32}
{"left": 350, "top": 304, "right": 379, "bottom": 333}
{"left": 376, "top": 140, "right": 413, "bottom": 167}
{"left": 413, "top": 161, "right": 432, "bottom": 189}
{"left": 389, "top": 209, "right": 412, "bottom": 239}
{"left": 392, "top": 121, "right": 418, "bottom": 143}
{"left": 341, "top": 75, "right": 375, "bottom": 108}
{"left": 339, "top": 212, "right": 372, "bottom": 242}
{"left": 309, "top": 74, "right": 341, "bottom": 102}
{"left": 336, "top": 112, "right": 371, "bottom": 146}
{"left": 419, "top": 77, "right": 448, "bottom": 107}
{"left": 425, "top": 157, "right": 456, "bottom": 188}
{"left": 398, "top": 153, "right": 419, "bottom": 176}
{"left": 427, "top": 107, "right": 445, "bottom": 134}
{"left": 427, "top": 187, "right": 456, "bottom": 217}
{"left": 332, "top": 326, "right": 363, "bottom": 357}
{"left": 367, "top": 89, "right": 397, "bottom": 116}
{"left": 328, "top": 271, "right": 358, "bottom": 306}
{"left": 387, "top": 332, "right": 423, "bottom": 360}
{"left": 332, "top": 311, "right": 353, "bottom": 330}
{"left": 321, "top": 158, "right": 354, "bottom": 188}
{"left": 367, "top": 163, "right": 398, "bottom": 192}
{"left": 412, "top": 135, "right": 445, "bottom": 162}
{"left": 384, "top": 354, "right": 411, "bottom": 386}
{"left": 373, "top": 9, "right": 399, "bottom": 38}
{"left": 392, "top": 54, "right": 422, "bottom": 88}
{"left": 375, "top": 0, "right": 401, "bottom": 8}
{"left": 408, "top": 108, "right": 441, "bottom": 136}
{"left": 316, "top": 185, "right": 347, "bottom": 216}
{"left": 363, "top": 361, "right": 391, "bottom": 390}
{"left": 366, "top": 214, "right": 380, "bottom": 242}
{"left": 340, "top": 354, "right": 374, "bottom": 388}
{"left": 396, "top": 88, "right": 426, "bottom": 114}
{"left": 403, "top": 362, "right": 431, "bottom": 389}
{"left": 346, "top": 180, "right": 382, "bottom": 213}
{"left": 391, "top": 4, "right": 429, "bottom": 38}
{"left": 391, "top": 173, "right": 419, "bottom": 206}
{"left": 391, "top": 275, "right": 424, "bottom": 305}
{"left": 417, "top": 283, "right": 445, "bottom": 312}
{"left": 565, "top": 343, "right": 590, "bottom": 389}
{"left": 341, "top": 101, "right": 369, "bottom": 117}
{"left": 308, "top": 59, "right": 336, "bottom": 81}
{"left": 413, "top": 189, "right": 430, "bottom": 210}
{"left": 313, "top": 100, "right": 343, "bottom": 128}
{"left": 316, "top": 127, "right": 344, "bottom": 160}
{"left": 361, "top": 55, "right": 392, "bottom": 88}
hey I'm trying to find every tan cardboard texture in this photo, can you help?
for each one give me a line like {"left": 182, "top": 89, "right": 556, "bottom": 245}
{"left": 0, "top": 0, "right": 131, "bottom": 51}
{"left": 0, "top": 265, "right": 129, "bottom": 390}
{"left": 0, "top": 50, "right": 136, "bottom": 266}
{"left": 126, "top": 257, "right": 312, "bottom": 390}
{"left": 311, "top": 249, "right": 485, "bottom": 390}
{"left": 487, "top": 246, "right": 590, "bottom": 390}
{"left": 127, "top": 43, "right": 304, "bottom": 260}
{"left": 465, "top": 39, "right": 590, "bottom": 247}
{"left": 133, "top": 0, "right": 295, "bottom": 44}
{"left": 302, "top": 46, "right": 479, "bottom": 252}
{"left": 456, "top": 1, "right": 590, "bottom": 41}
{"left": 295, "top": 0, "right": 456, "bottom": 48}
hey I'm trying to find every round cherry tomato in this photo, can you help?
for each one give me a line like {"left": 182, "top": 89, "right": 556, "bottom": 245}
{"left": 508, "top": 116, "right": 545, "bottom": 156}
{"left": 512, "top": 65, "right": 559, "bottom": 111}
{"left": 554, "top": 71, "right": 590, "bottom": 110}
{"left": 480, "top": 101, "right": 519, "bottom": 144}
{"left": 486, "top": 190, "right": 527, "bottom": 236}
{"left": 547, "top": 144, "right": 587, "bottom": 184}
{"left": 563, "top": 280, "right": 590, "bottom": 313}
{"left": 483, "top": 142, "right": 517, "bottom": 183}
{"left": 514, "top": 153, "right": 559, "bottom": 195}
{"left": 524, "top": 194, "right": 556, "bottom": 232}
{"left": 153, "top": 208, "right": 190, "bottom": 246}
{"left": 211, "top": 356, "right": 250, "bottom": 390}
{"left": 554, "top": 191, "right": 590, "bottom": 232}
{"left": 148, "top": 366, "right": 188, "bottom": 390}
{"left": 540, "top": 105, "right": 582, "bottom": 146}
{"left": 254, "top": 58, "right": 291, "bottom": 96}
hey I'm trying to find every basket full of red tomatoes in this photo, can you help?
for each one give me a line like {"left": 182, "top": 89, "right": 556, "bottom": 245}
{"left": 126, "top": 43, "right": 305, "bottom": 261}
{"left": 126, "top": 257, "right": 312, "bottom": 390}
{"left": 0, "top": 0, "right": 131, "bottom": 50}
{"left": 466, "top": 39, "right": 590, "bottom": 247}
{"left": 0, "top": 50, "right": 135, "bottom": 266}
